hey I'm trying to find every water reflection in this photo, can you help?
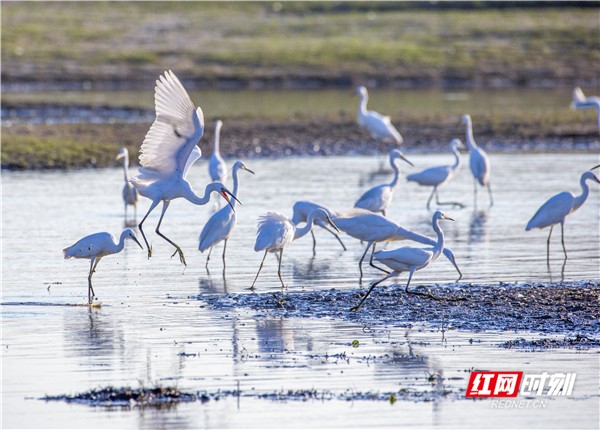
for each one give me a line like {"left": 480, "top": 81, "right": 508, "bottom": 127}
{"left": 468, "top": 209, "right": 489, "bottom": 244}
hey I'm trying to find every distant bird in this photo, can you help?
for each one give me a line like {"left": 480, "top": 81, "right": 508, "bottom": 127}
{"left": 354, "top": 149, "right": 414, "bottom": 216}
{"left": 63, "top": 229, "right": 143, "bottom": 305}
{"left": 351, "top": 211, "right": 455, "bottom": 311}
{"left": 526, "top": 170, "right": 600, "bottom": 260}
{"left": 209, "top": 120, "right": 228, "bottom": 183}
{"left": 406, "top": 139, "right": 464, "bottom": 210}
{"left": 461, "top": 114, "right": 493, "bottom": 207}
{"left": 116, "top": 147, "right": 139, "bottom": 220}
{"left": 333, "top": 208, "right": 462, "bottom": 279}
{"left": 291, "top": 200, "right": 347, "bottom": 254}
{"left": 570, "top": 87, "right": 600, "bottom": 132}
{"left": 130, "top": 70, "right": 237, "bottom": 265}
{"left": 199, "top": 160, "right": 254, "bottom": 269}
{"left": 252, "top": 209, "right": 339, "bottom": 289}
{"left": 356, "top": 85, "right": 403, "bottom": 146}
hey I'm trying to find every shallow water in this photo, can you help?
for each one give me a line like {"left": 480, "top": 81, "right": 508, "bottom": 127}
{"left": 2, "top": 152, "right": 599, "bottom": 428}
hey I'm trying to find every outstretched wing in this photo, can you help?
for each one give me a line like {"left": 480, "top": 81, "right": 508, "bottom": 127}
{"left": 139, "top": 71, "right": 204, "bottom": 177}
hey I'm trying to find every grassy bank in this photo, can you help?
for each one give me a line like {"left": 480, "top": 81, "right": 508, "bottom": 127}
{"left": 2, "top": 2, "right": 598, "bottom": 88}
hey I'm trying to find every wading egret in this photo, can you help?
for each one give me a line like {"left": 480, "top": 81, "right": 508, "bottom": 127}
{"left": 209, "top": 120, "right": 228, "bottom": 183}
{"left": 333, "top": 208, "right": 462, "bottom": 279}
{"left": 63, "top": 229, "right": 143, "bottom": 305}
{"left": 351, "top": 211, "right": 454, "bottom": 311}
{"left": 525, "top": 170, "right": 600, "bottom": 260}
{"left": 406, "top": 139, "right": 465, "bottom": 209}
{"left": 291, "top": 200, "right": 346, "bottom": 254}
{"left": 356, "top": 86, "right": 403, "bottom": 145}
{"left": 354, "top": 149, "right": 414, "bottom": 216}
{"left": 130, "top": 70, "right": 237, "bottom": 265}
{"left": 251, "top": 209, "right": 339, "bottom": 289}
{"left": 199, "top": 160, "right": 254, "bottom": 269}
{"left": 571, "top": 87, "right": 600, "bottom": 132}
{"left": 461, "top": 114, "right": 493, "bottom": 207}
{"left": 116, "top": 147, "right": 139, "bottom": 220}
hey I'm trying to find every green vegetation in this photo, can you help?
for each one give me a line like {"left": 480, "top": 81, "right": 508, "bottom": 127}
{"left": 2, "top": 2, "right": 598, "bottom": 87}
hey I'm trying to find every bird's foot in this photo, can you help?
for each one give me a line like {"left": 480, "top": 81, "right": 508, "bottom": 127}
{"left": 171, "top": 247, "right": 187, "bottom": 266}
{"left": 147, "top": 245, "right": 153, "bottom": 259}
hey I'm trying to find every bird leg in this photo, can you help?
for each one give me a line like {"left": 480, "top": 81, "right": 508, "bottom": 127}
{"left": 560, "top": 222, "right": 568, "bottom": 260}
{"left": 87, "top": 258, "right": 98, "bottom": 305}
{"left": 277, "top": 249, "right": 285, "bottom": 288}
{"left": 154, "top": 201, "right": 187, "bottom": 265}
{"left": 473, "top": 177, "right": 478, "bottom": 208}
{"left": 546, "top": 225, "right": 554, "bottom": 263}
{"left": 251, "top": 251, "right": 268, "bottom": 289}
{"left": 405, "top": 269, "right": 443, "bottom": 301}
{"left": 222, "top": 239, "right": 228, "bottom": 270}
{"left": 487, "top": 183, "right": 494, "bottom": 207}
{"left": 138, "top": 200, "right": 160, "bottom": 258}
{"left": 358, "top": 241, "right": 373, "bottom": 277}
{"left": 321, "top": 225, "right": 347, "bottom": 251}
{"left": 435, "top": 189, "right": 465, "bottom": 209}
{"left": 369, "top": 243, "right": 390, "bottom": 274}
{"left": 311, "top": 230, "right": 317, "bottom": 256}
{"left": 426, "top": 188, "right": 436, "bottom": 210}
{"left": 205, "top": 246, "right": 213, "bottom": 270}
{"left": 351, "top": 272, "right": 397, "bottom": 312}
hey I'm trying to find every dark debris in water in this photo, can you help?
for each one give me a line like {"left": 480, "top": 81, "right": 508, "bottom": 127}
{"left": 197, "top": 280, "right": 600, "bottom": 337}
{"left": 501, "top": 334, "right": 600, "bottom": 351}
{"left": 41, "top": 386, "right": 455, "bottom": 407}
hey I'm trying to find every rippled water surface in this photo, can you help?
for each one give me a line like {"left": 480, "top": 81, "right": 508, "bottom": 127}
{"left": 2, "top": 152, "right": 599, "bottom": 428}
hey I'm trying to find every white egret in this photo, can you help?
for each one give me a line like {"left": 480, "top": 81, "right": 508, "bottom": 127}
{"left": 116, "top": 147, "right": 139, "bottom": 220}
{"left": 333, "top": 208, "right": 462, "bottom": 279}
{"left": 356, "top": 86, "right": 403, "bottom": 145}
{"left": 570, "top": 87, "right": 600, "bottom": 132}
{"left": 526, "top": 170, "right": 600, "bottom": 260}
{"left": 130, "top": 70, "right": 237, "bottom": 265}
{"left": 199, "top": 160, "right": 254, "bottom": 269}
{"left": 291, "top": 200, "right": 346, "bottom": 254}
{"left": 251, "top": 209, "right": 339, "bottom": 289}
{"left": 63, "top": 229, "right": 143, "bottom": 305}
{"left": 351, "top": 211, "right": 455, "bottom": 311}
{"left": 461, "top": 114, "right": 493, "bottom": 207}
{"left": 209, "top": 120, "right": 228, "bottom": 183}
{"left": 354, "top": 149, "right": 414, "bottom": 216}
{"left": 406, "top": 139, "right": 465, "bottom": 209}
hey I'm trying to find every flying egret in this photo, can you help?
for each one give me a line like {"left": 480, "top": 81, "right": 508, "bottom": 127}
{"left": 461, "top": 114, "right": 493, "bottom": 207}
{"left": 209, "top": 120, "right": 228, "bottom": 183}
{"left": 63, "top": 229, "right": 143, "bottom": 305}
{"left": 291, "top": 200, "right": 347, "bottom": 254}
{"left": 130, "top": 70, "right": 238, "bottom": 265}
{"left": 406, "top": 139, "right": 465, "bottom": 209}
{"left": 570, "top": 87, "right": 600, "bottom": 132}
{"left": 525, "top": 170, "right": 600, "bottom": 260}
{"left": 351, "top": 211, "right": 455, "bottom": 311}
{"left": 333, "top": 208, "right": 462, "bottom": 279}
{"left": 251, "top": 209, "right": 339, "bottom": 289}
{"left": 354, "top": 149, "right": 414, "bottom": 216}
{"left": 116, "top": 147, "right": 139, "bottom": 220}
{"left": 356, "top": 85, "right": 403, "bottom": 145}
{"left": 199, "top": 160, "right": 254, "bottom": 269}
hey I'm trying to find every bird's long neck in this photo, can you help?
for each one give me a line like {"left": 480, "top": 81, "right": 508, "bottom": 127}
{"left": 230, "top": 167, "right": 241, "bottom": 209}
{"left": 185, "top": 183, "right": 214, "bottom": 206}
{"left": 121, "top": 153, "right": 130, "bottom": 181}
{"left": 393, "top": 225, "right": 458, "bottom": 271}
{"left": 573, "top": 175, "right": 592, "bottom": 212}
{"left": 294, "top": 213, "right": 318, "bottom": 240}
{"left": 358, "top": 92, "right": 368, "bottom": 118}
{"left": 214, "top": 125, "right": 222, "bottom": 154}
{"left": 113, "top": 232, "right": 128, "bottom": 254}
{"left": 450, "top": 145, "right": 461, "bottom": 171}
{"left": 431, "top": 217, "right": 445, "bottom": 259}
{"left": 389, "top": 157, "right": 401, "bottom": 188}
{"left": 464, "top": 119, "right": 477, "bottom": 150}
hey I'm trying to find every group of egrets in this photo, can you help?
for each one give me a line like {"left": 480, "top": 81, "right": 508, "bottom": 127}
{"left": 64, "top": 71, "right": 599, "bottom": 310}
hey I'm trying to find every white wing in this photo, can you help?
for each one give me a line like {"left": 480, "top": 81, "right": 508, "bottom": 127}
{"left": 138, "top": 70, "right": 204, "bottom": 177}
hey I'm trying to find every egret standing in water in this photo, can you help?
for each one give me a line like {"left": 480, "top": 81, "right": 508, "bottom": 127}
{"left": 199, "top": 160, "right": 254, "bottom": 269}
{"left": 351, "top": 211, "right": 455, "bottom": 312}
{"left": 116, "top": 147, "right": 139, "bottom": 221}
{"left": 356, "top": 86, "right": 403, "bottom": 146}
{"left": 63, "top": 229, "right": 143, "bottom": 305}
{"left": 406, "top": 139, "right": 464, "bottom": 210}
{"left": 354, "top": 149, "right": 414, "bottom": 216}
{"left": 209, "top": 120, "right": 228, "bottom": 183}
{"left": 571, "top": 87, "right": 600, "bottom": 132}
{"left": 291, "top": 201, "right": 347, "bottom": 254}
{"left": 461, "top": 114, "right": 493, "bottom": 207}
{"left": 130, "top": 70, "right": 237, "bottom": 265}
{"left": 526, "top": 170, "right": 600, "bottom": 260}
{"left": 251, "top": 209, "right": 339, "bottom": 289}
{"left": 333, "top": 208, "right": 462, "bottom": 279}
